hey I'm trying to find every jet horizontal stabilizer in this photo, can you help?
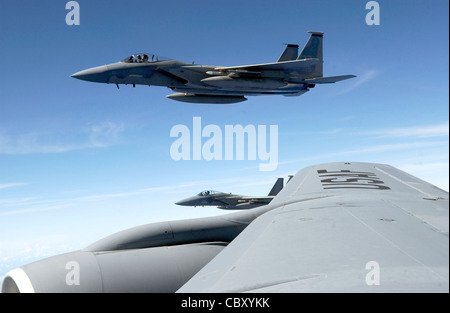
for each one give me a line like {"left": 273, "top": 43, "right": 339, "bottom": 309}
{"left": 304, "top": 75, "right": 356, "bottom": 84}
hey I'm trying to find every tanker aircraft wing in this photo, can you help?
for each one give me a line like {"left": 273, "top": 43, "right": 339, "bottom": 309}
{"left": 178, "top": 162, "right": 449, "bottom": 292}
{"left": 3, "top": 162, "right": 447, "bottom": 293}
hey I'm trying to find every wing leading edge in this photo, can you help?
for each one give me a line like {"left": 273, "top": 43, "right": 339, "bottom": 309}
{"left": 178, "top": 162, "right": 449, "bottom": 293}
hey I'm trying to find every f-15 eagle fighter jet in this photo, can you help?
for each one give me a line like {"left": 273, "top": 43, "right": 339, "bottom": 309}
{"left": 176, "top": 178, "right": 284, "bottom": 210}
{"left": 72, "top": 31, "right": 355, "bottom": 104}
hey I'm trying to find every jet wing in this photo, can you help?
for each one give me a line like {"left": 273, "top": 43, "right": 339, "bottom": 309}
{"left": 178, "top": 162, "right": 449, "bottom": 292}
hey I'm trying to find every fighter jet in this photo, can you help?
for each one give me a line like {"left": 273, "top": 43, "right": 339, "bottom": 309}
{"left": 176, "top": 178, "right": 284, "bottom": 210}
{"left": 71, "top": 32, "right": 355, "bottom": 104}
{"left": 3, "top": 162, "right": 448, "bottom": 293}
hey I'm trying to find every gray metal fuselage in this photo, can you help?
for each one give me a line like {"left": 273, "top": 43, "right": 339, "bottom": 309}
{"left": 72, "top": 59, "right": 316, "bottom": 96}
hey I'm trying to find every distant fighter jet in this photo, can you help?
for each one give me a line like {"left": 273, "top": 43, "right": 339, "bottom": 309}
{"left": 71, "top": 32, "right": 355, "bottom": 104}
{"left": 176, "top": 178, "right": 284, "bottom": 210}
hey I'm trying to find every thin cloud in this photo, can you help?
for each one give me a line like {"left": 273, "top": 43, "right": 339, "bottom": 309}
{"left": 335, "top": 69, "right": 380, "bottom": 95}
{"left": 362, "top": 122, "right": 449, "bottom": 139}
{"left": 88, "top": 122, "right": 125, "bottom": 148}
{"left": 0, "top": 122, "right": 125, "bottom": 155}
{"left": 0, "top": 183, "right": 29, "bottom": 190}
{"left": 77, "top": 178, "right": 242, "bottom": 202}
{"left": 279, "top": 140, "right": 449, "bottom": 166}
{"left": 0, "top": 203, "right": 73, "bottom": 218}
{"left": 344, "top": 141, "right": 449, "bottom": 154}
{"left": 338, "top": 115, "right": 356, "bottom": 122}
{"left": 0, "top": 177, "right": 240, "bottom": 217}
{"left": 398, "top": 162, "right": 449, "bottom": 192}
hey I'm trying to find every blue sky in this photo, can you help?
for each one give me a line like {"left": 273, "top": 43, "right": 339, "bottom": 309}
{"left": 0, "top": 0, "right": 448, "bottom": 282}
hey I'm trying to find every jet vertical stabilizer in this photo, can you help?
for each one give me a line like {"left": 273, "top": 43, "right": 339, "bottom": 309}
{"left": 298, "top": 31, "right": 324, "bottom": 77}
{"left": 268, "top": 178, "right": 284, "bottom": 196}
{"left": 277, "top": 44, "right": 299, "bottom": 62}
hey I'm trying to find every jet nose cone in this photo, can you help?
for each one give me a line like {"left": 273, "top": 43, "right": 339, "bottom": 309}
{"left": 175, "top": 196, "right": 200, "bottom": 206}
{"left": 71, "top": 70, "right": 84, "bottom": 79}
{"left": 175, "top": 199, "right": 189, "bottom": 206}
{"left": 71, "top": 65, "right": 109, "bottom": 83}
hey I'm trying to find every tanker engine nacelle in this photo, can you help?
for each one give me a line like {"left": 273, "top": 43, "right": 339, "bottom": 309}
{"left": 1, "top": 214, "right": 256, "bottom": 293}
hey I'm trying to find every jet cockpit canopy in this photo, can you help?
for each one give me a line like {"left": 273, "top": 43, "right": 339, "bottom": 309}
{"left": 121, "top": 53, "right": 171, "bottom": 64}
{"left": 198, "top": 190, "right": 222, "bottom": 197}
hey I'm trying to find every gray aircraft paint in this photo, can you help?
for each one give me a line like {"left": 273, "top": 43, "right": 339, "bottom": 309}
{"left": 3, "top": 162, "right": 448, "bottom": 293}
{"left": 71, "top": 32, "right": 355, "bottom": 104}
{"left": 176, "top": 178, "right": 284, "bottom": 210}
